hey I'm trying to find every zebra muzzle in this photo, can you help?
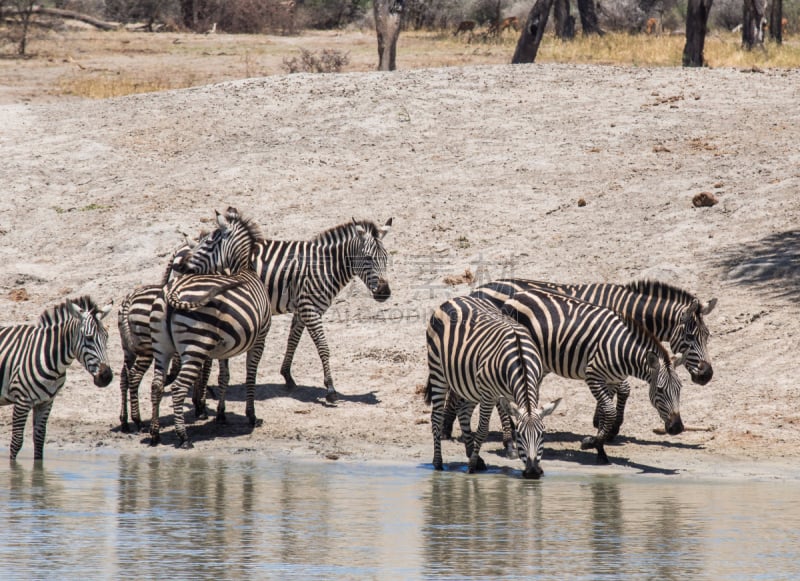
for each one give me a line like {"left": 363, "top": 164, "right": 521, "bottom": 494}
{"left": 522, "top": 458, "right": 543, "bottom": 479}
{"left": 690, "top": 361, "right": 713, "bottom": 385}
{"left": 93, "top": 364, "right": 114, "bottom": 387}
{"left": 372, "top": 280, "right": 391, "bottom": 302}
{"left": 665, "top": 414, "right": 684, "bottom": 436}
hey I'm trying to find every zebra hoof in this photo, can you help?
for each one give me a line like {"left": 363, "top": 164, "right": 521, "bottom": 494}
{"left": 178, "top": 439, "right": 194, "bottom": 450}
{"left": 325, "top": 391, "right": 338, "bottom": 404}
{"left": 596, "top": 449, "right": 610, "bottom": 465}
{"left": 120, "top": 422, "right": 131, "bottom": 434}
{"left": 282, "top": 372, "right": 297, "bottom": 391}
{"left": 250, "top": 417, "right": 263, "bottom": 428}
{"left": 149, "top": 433, "right": 161, "bottom": 447}
{"left": 215, "top": 413, "right": 227, "bottom": 425}
{"left": 433, "top": 460, "right": 444, "bottom": 471}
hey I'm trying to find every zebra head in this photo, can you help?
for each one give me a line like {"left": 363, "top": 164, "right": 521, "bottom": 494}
{"left": 176, "top": 207, "right": 262, "bottom": 275}
{"left": 164, "top": 230, "right": 210, "bottom": 284}
{"left": 350, "top": 218, "right": 392, "bottom": 302}
{"left": 669, "top": 298, "right": 716, "bottom": 385}
{"left": 67, "top": 299, "right": 113, "bottom": 388}
{"left": 510, "top": 398, "right": 561, "bottom": 479}
{"left": 646, "top": 351, "right": 684, "bottom": 436}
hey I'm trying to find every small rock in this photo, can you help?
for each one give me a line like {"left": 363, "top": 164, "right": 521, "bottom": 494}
{"left": 577, "top": 198, "right": 587, "bottom": 207}
{"left": 692, "top": 192, "right": 718, "bottom": 207}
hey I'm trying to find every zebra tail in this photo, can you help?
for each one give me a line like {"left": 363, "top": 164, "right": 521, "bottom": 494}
{"left": 513, "top": 330, "right": 535, "bottom": 415}
{"left": 423, "top": 376, "right": 433, "bottom": 405}
{"left": 118, "top": 296, "right": 141, "bottom": 354}
{"left": 166, "top": 280, "right": 243, "bottom": 311}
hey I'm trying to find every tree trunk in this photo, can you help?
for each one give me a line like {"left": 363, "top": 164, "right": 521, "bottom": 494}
{"left": 512, "top": 0, "right": 555, "bottom": 64}
{"left": 768, "top": 0, "right": 783, "bottom": 43}
{"left": 742, "top": 0, "right": 766, "bottom": 49}
{"left": 682, "top": 0, "right": 713, "bottom": 67}
{"left": 374, "top": 0, "right": 404, "bottom": 71}
{"left": 576, "top": 0, "right": 604, "bottom": 36}
{"left": 554, "top": 0, "right": 576, "bottom": 39}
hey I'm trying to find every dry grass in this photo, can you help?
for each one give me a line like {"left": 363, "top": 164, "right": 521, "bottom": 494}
{"left": 2, "top": 26, "right": 799, "bottom": 102}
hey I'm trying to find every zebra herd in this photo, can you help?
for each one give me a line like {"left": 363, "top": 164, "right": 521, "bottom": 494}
{"left": 0, "top": 206, "right": 716, "bottom": 478}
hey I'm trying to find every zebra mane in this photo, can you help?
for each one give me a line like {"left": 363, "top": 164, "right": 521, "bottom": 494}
{"left": 312, "top": 219, "right": 381, "bottom": 242}
{"left": 37, "top": 295, "right": 99, "bottom": 327}
{"left": 222, "top": 207, "right": 264, "bottom": 246}
{"left": 620, "top": 313, "right": 672, "bottom": 362}
{"left": 623, "top": 279, "right": 697, "bottom": 306}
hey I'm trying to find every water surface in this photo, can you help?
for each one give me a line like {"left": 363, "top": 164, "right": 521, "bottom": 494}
{"left": 1, "top": 452, "right": 799, "bottom": 579}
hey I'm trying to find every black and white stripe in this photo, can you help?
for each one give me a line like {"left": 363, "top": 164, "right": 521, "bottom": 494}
{"left": 149, "top": 207, "right": 271, "bottom": 448}
{"left": 0, "top": 296, "right": 113, "bottom": 460}
{"left": 501, "top": 289, "right": 685, "bottom": 464}
{"left": 447, "top": 277, "right": 715, "bottom": 448}
{"left": 250, "top": 218, "right": 392, "bottom": 403}
{"left": 116, "top": 237, "right": 221, "bottom": 433}
{"left": 424, "top": 295, "right": 560, "bottom": 478}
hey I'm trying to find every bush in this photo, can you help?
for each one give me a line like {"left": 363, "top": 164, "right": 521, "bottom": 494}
{"left": 281, "top": 48, "right": 350, "bottom": 73}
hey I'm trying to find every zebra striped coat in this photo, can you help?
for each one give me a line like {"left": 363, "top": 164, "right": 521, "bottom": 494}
{"left": 250, "top": 218, "right": 392, "bottom": 403}
{"left": 148, "top": 208, "right": 271, "bottom": 448}
{"left": 448, "top": 277, "right": 716, "bottom": 448}
{"left": 0, "top": 296, "right": 113, "bottom": 460}
{"left": 116, "top": 236, "right": 220, "bottom": 433}
{"left": 425, "top": 295, "right": 560, "bottom": 478}
{"left": 500, "top": 288, "right": 685, "bottom": 464}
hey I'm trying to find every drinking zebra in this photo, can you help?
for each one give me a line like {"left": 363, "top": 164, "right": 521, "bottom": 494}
{"left": 250, "top": 217, "right": 392, "bottom": 403}
{"left": 444, "top": 277, "right": 716, "bottom": 452}
{"left": 425, "top": 295, "right": 561, "bottom": 478}
{"left": 148, "top": 207, "right": 271, "bottom": 448}
{"left": 501, "top": 288, "right": 685, "bottom": 464}
{"left": 0, "top": 296, "right": 113, "bottom": 460}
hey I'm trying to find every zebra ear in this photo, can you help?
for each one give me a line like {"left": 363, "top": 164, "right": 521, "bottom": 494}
{"left": 97, "top": 303, "right": 113, "bottom": 321}
{"left": 646, "top": 351, "right": 660, "bottom": 371}
{"left": 216, "top": 210, "right": 230, "bottom": 231}
{"left": 701, "top": 298, "right": 717, "bottom": 315}
{"left": 540, "top": 398, "right": 562, "bottom": 418}
{"left": 379, "top": 218, "right": 393, "bottom": 239}
{"left": 352, "top": 218, "right": 367, "bottom": 237}
{"left": 66, "top": 301, "right": 85, "bottom": 320}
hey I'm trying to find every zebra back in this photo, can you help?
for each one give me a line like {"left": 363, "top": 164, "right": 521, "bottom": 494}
{"left": 473, "top": 277, "right": 715, "bottom": 384}
{"left": 251, "top": 217, "right": 392, "bottom": 316}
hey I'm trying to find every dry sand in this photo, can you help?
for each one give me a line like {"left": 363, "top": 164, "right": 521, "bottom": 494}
{"left": 2, "top": 55, "right": 800, "bottom": 480}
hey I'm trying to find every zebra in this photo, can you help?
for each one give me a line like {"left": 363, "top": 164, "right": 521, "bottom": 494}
{"left": 248, "top": 217, "right": 392, "bottom": 403}
{"left": 0, "top": 296, "right": 113, "bottom": 460}
{"left": 444, "top": 277, "right": 716, "bottom": 451}
{"left": 117, "top": 235, "right": 220, "bottom": 433}
{"left": 500, "top": 288, "right": 685, "bottom": 464}
{"left": 148, "top": 207, "right": 271, "bottom": 448}
{"left": 424, "top": 295, "right": 561, "bottom": 478}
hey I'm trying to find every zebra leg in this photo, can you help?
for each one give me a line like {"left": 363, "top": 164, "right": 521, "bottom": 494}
{"left": 125, "top": 355, "right": 152, "bottom": 434}
{"left": 244, "top": 329, "right": 269, "bottom": 427}
{"left": 581, "top": 379, "right": 617, "bottom": 465}
{"left": 468, "top": 400, "right": 494, "bottom": 473}
{"left": 32, "top": 400, "right": 54, "bottom": 461}
{"left": 496, "top": 400, "right": 517, "bottom": 459}
{"left": 10, "top": 400, "right": 32, "bottom": 461}
{"left": 280, "top": 312, "right": 305, "bottom": 391}
{"left": 149, "top": 364, "right": 166, "bottom": 446}
{"left": 119, "top": 360, "right": 131, "bottom": 433}
{"left": 457, "top": 400, "right": 485, "bottom": 471}
{"left": 441, "top": 391, "right": 460, "bottom": 441}
{"left": 593, "top": 383, "right": 618, "bottom": 430}
{"left": 193, "top": 358, "right": 213, "bottom": 420}
{"left": 171, "top": 360, "right": 203, "bottom": 449}
{"left": 608, "top": 380, "right": 631, "bottom": 442}
{"left": 428, "top": 377, "right": 448, "bottom": 471}
{"left": 215, "top": 357, "right": 231, "bottom": 424}
{"left": 302, "top": 311, "right": 337, "bottom": 403}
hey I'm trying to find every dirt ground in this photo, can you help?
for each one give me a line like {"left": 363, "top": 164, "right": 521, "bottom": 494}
{"left": 2, "top": 28, "right": 800, "bottom": 480}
